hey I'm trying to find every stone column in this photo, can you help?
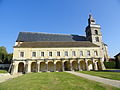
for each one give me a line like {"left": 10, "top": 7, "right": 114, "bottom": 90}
{"left": 93, "top": 60, "right": 98, "bottom": 70}
{"left": 78, "top": 60, "right": 82, "bottom": 71}
{"left": 85, "top": 59, "right": 89, "bottom": 71}
{"left": 27, "top": 61, "right": 31, "bottom": 73}
{"left": 36, "top": 61, "right": 40, "bottom": 72}
{"left": 14, "top": 62, "right": 18, "bottom": 74}
{"left": 46, "top": 62, "right": 48, "bottom": 72}
{"left": 24, "top": 62, "right": 28, "bottom": 73}
{"left": 62, "top": 61, "right": 64, "bottom": 72}
{"left": 11, "top": 62, "right": 15, "bottom": 74}
{"left": 70, "top": 60, "right": 73, "bottom": 71}
{"left": 54, "top": 62, "right": 56, "bottom": 72}
{"left": 100, "top": 58, "right": 106, "bottom": 70}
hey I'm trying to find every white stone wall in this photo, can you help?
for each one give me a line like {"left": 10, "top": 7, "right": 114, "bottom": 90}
{"left": 13, "top": 47, "right": 101, "bottom": 60}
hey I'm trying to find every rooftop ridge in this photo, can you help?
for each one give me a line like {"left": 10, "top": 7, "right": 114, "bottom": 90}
{"left": 20, "top": 31, "right": 85, "bottom": 37}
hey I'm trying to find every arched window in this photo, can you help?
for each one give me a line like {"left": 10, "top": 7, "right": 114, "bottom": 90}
{"left": 95, "top": 37, "right": 99, "bottom": 42}
{"left": 95, "top": 30, "right": 98, "bottom": 35}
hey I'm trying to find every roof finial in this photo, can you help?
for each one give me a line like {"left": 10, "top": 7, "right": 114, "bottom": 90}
{"left": 89, "top": 10, "right": 92, "bottom": 18}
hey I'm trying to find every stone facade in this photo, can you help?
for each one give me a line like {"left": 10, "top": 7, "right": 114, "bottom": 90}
{"left": 10, "top": 14, "right": 108, "bottom": 74}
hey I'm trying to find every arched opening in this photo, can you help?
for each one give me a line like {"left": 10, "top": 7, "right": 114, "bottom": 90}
{"left": 40, "top": 62, "right": 46, "bottom": 72}
{"left": 88, "top": 61, "right": 93, "bottom": 70}
{"left": 64, "top": 61, "right": 70, "bottom": 71}
{"left": 80, "top": 61, "right": 86, "bottom": 71}
{"left": 56, "top": 61, "right": 62, "bottom": 71}
{"left": 48, "top": 62, "right": 54, "bottom": 72}
{"left": 31, "top": 62, "right": 37, "bottom": 72}
{"left": 95, "top": 37, "right": 99, "bottom": 42}
{"left": 72, "top": 61, "right": 78, "bottom": 71}
{"left": 95, "top": 30, "right": 98, "bottom": 35}
{"left": 18, "top": 62, "right": 24, "bottom": 73}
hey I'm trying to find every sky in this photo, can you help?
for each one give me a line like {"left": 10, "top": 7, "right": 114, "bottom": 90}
{"left": 0, "top": 0, "right": 120, "bottom": 57}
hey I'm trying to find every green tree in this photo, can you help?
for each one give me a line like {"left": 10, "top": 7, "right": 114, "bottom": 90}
{"left": 0, "top": 46, "right": 12, "bottom": 64}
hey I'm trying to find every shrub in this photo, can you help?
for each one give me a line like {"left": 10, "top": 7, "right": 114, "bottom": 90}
{"left": 104, "top": 61, "right": 116, "bottom": 69}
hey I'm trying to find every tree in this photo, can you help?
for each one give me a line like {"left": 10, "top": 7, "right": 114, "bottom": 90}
{"left": 0, "top": 46, "right": 12, "bottom": 64}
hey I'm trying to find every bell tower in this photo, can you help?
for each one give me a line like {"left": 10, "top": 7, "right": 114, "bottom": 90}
{"left": 85, "top": 14, "right": 102, "bottom": 47}
{"left": 85, "top": 14, "right": 109, "bottom": 61}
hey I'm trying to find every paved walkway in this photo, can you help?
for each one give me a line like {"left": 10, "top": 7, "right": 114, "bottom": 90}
{"left": 0, "top": 73, "right": 22, "bottom": 83}
{"left": 66, "top": 71, "right": 120, "bottom": 88}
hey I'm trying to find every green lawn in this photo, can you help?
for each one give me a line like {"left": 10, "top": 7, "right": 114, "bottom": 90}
{"left": 0, "top": 72, "right": 119, "bottom": 90}
{"left": 78, "top": 71, "right": 120, "bottom": 80}
{"left": 0, "top": 70, "right": 8, "bottom": 73}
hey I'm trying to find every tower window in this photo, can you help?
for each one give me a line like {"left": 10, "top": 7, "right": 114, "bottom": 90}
{"left": 95, "top": 30, "right": 98, "bottom": 35}
{"left": 95, "top": 37, "right": 99, "bottom": 42}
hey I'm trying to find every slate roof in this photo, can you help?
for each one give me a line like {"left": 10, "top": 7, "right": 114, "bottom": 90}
{"left": 14, "top": 41, "right": 99, "bottom": 48}
{"left": 16, "top": 32, "right": 87, "bottom": 42}
{"left": 114, "top": 53, "right": 120, "bottom": 57}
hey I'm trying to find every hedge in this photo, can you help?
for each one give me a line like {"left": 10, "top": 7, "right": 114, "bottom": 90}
{"left": 104, "top": 61, "right": 116, "bottom": 69}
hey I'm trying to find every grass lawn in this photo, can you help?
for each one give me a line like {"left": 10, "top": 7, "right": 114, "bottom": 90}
{"left": 0, "top": 70, "right": 8, "bottom": 73}
{"left": 78, "top": 71, "right": 120, "bottom": 80}
{"left": 0, "top": 72, "right": 119, "bottom": 90}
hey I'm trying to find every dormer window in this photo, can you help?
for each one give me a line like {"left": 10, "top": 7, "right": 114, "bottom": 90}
{"left": 95, "top": 30, "right": 98, "bottom": 35}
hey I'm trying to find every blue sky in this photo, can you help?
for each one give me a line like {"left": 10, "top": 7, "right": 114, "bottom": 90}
{"left": 0, "top": 0, "right": 120, "bottom": 57}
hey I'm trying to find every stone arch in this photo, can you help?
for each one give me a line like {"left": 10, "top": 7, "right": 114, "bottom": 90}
{"left": 18, "top": 62, "right": 24, "bottom": 73}
{"left": 87, "top": 60, "right": 93, "bottom": 70}
{"left": 48, "top": 61, "right": 54, "bottom": 72}
{"left": 56, "top": 61, "right": 62, "bottom": 71}
{"left": 64, "top": 61, "right": 70, "bottom": 71}
{"left": 31, "top": 62, "right": 37, "bottom": 72}
{"left": 72, "top": 61, "right": 78, "bottom": 71}
{"left": 40, "top": 62, "right": 46, "bottom": 72}
{"left": 95, "top": 30, "right": 98, "bottom": 35}
{"left": 80, "top": 61, "right": 86, "bottom": 71}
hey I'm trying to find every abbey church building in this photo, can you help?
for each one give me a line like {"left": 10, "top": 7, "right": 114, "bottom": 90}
{"left": 11, "top": 14, "right": 109, "bottom": 74}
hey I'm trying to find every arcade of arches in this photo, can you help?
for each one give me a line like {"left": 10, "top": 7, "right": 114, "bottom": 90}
{"left": 14, "top": 58, "right": 105, "bottom": 74}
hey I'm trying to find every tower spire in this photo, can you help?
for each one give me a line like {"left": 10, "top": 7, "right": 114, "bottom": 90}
{"left": 88, "top": 13, "right": 96, "bottom": 25}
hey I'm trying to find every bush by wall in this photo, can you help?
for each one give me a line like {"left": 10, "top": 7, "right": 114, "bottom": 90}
{"left": 104, "top": 61, "right": 116, "bottom": 69}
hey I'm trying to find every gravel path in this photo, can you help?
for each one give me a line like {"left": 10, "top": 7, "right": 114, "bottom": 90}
{"left": 0, "top": 73, "right": 22, "bottom": 83}
{"left": 66, "top": 71, "right": 120, "bottom": 88}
